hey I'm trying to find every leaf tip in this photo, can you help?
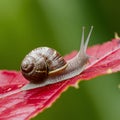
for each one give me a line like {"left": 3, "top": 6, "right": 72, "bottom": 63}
{"left": 106, "top": 68, "right": 112, "bottom": 74}
{"left": 118, "top": 84, "right": 120, "bottom": 89}
{"left": 114, "top": 32, "right": 120, "bottom": 39}
{"left": 72, "top": 80, "right": 80, "bottom": 89}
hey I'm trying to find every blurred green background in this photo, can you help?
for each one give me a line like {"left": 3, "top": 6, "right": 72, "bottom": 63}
{"left": 0, "top": 0, "right": 120, "bottom": 120}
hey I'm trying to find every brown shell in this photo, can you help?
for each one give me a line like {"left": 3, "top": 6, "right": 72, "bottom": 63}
{"left": 21, "top": 47, "right": 67, "bottom": 83}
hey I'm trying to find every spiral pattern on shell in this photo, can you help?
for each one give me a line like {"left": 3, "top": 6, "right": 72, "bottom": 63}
{"left": 21, "top": 47, "right": 67, "bottom": 83}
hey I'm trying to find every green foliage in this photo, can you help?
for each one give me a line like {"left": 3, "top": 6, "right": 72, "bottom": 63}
{"left": 0, "top": 0, "right": 120, "bottom": 120}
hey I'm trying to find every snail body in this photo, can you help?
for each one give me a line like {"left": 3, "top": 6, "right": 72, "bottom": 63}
{"left": 21, "top": 26, "right": 93, "bottom": 90}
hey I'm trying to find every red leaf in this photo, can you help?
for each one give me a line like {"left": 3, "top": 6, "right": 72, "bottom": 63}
{"left": 0, "top": 39, "right": 120, "bottom": 120}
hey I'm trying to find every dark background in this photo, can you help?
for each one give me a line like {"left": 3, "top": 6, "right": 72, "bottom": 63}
{"left": 0, "top": 0, "right": 120, "bottom": 120}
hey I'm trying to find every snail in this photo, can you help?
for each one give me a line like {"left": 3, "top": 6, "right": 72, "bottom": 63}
{"left": 21, "top": 26, "right": 93, "bottom": 90}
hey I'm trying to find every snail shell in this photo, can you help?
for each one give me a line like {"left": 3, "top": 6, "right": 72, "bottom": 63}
{"left": 21, "top": 47, "right": 67, "bottom": 83}
{"left": 21, "top": 26, "right": 93, "bottom": 90}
